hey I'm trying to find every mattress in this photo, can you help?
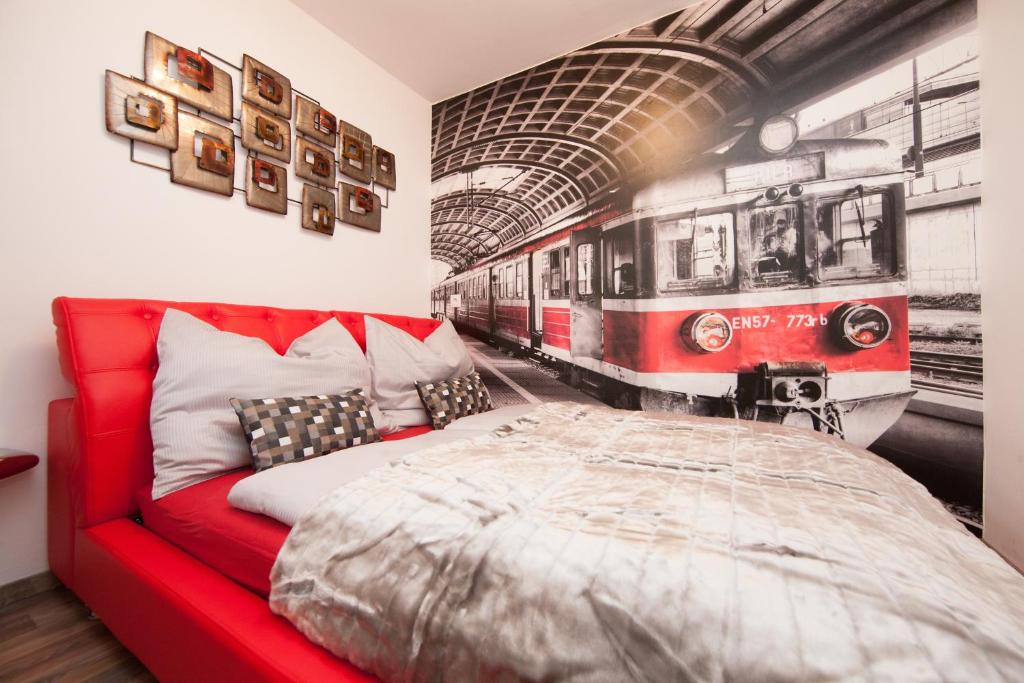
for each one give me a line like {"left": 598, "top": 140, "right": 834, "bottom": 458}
{"left": 136, "top": 425, "right": 434, "bottom": 597}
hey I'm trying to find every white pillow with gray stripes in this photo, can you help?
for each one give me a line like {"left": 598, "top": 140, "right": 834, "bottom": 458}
{"left": 149, "top": 309, "right": 389, "bottom": 499}
{"left": 364, "top": 316, "right": 474, "bottom": 427}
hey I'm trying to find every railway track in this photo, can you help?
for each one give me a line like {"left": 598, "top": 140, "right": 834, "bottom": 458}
{"left": 909, "top": 333, "right": 981, "bottom": 344}
{"left": 909, "top": 349, "right": 983, "bottom": 398}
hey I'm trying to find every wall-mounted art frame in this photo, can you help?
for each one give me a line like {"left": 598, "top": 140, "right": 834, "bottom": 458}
{"left": 372, "top": 145, "right": 397, "bottom": 190}
{"left": 295, "top": 96, "right": 336, "bottom": 148}
{"left": 171, "top": 112, "right": 235, "bottom": 197}
{"left": 338, "top": 120, "right": 372, "bottom": 184}
{"left": 295, "top": 136, "right": 337, "bottom": 186}
{"left": 240, "top": 101, "right": 291, "bottom": 163}
{"left": 143, "top": 32, "right": 233, "bottom": 121}
{"left": 241, "top": 54, "right": 291, "bottom": 119}
{"left": 302, "top": 184, "right": 336, "bottom": 235}
{"left": 339, "top": 181, "right": 381, "bottom": 232}
{"left": 245, "top": 158, "right": 288, "bottom": 214}
{"left": 104, "top": 70, "right": 178, "bottom": 149}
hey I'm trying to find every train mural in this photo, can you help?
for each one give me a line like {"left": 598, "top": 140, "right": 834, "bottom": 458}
{"left": 433, "top": 121, "right": 912, "bottom": 446}
{"left": 429, "top": 1, "right": 981, "bottom": 478}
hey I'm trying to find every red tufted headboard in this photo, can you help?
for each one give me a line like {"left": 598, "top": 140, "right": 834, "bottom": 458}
{"left": 47, "top": 297, "right": 440, "bottom": 586}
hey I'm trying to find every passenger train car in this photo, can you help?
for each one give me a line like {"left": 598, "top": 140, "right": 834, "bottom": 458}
{"left": 433, "top": 119, "right": 914, "bottom": 446}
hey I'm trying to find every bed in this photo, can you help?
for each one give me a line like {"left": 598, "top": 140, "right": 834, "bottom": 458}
{"left": 48, "top": 297, "right": 1024, "bottom": 682}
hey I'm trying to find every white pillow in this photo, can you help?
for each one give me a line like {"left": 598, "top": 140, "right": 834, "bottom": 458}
{"left": 364, "top": 316, "right": 474, "bottom": 427}
{"left": 284, "top": 318, "right": 396, "bottom": 434}
{"left": 150, "top": 310, "right": 386, "bottom": 499}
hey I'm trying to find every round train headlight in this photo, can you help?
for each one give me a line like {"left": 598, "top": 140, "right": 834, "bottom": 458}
{"left": 831, "top": 302, "right": 892, "bottom": 350}
{"left": 681, "top": 312, "right": 733, "bottom": 353}
{"left": 758, "top": 115, "right": 799, "bottom": 154}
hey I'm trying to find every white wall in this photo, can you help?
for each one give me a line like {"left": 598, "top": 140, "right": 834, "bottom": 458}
{"left": 980, "top": 0, "right": 1024, "bottom": 572}
{"left": 0, "top": 0, "right": 431, "bottom": 585}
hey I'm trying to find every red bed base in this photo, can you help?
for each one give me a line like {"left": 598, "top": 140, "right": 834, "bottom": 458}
{"left": 48, "top": 297, "right": 442, "bottom": 681}
{"left": 136, "top": 426, "right": 433, "bottom": 598}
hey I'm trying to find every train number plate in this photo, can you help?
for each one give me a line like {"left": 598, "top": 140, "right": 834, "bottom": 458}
{"left": 730, "top": 313, "right": 830, "bottom": 329}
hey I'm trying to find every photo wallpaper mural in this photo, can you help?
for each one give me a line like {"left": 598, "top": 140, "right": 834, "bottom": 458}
{"left": 429, "top": 0, "right": 980, "bottom": 523}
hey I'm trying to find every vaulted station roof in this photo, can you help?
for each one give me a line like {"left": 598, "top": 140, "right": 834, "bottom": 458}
{"left": 430, "top": 0, "right": 975, "bottom": 271}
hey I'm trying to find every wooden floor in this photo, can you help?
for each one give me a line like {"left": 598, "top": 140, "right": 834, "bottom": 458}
{"left": 0, "top": 586, "right": 153, "bottom": 682}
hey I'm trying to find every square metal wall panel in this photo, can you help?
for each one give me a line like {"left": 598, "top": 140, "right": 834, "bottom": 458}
{"left": 372, "top": 145, "right": 396, "bottom": 190}
{"left": 295, "top": 96, "right": 336, "bottom": 148}
{"left": 245, "top": 158, "right": 288, "bottom": 214}
{"left": 105, "top": 70, "right": 178, "bottom": 149}
{"left": 143, "top": 32, "right": 233, "bottom": 121}
{"left": 338, "top": 120, "right": 372, "bottom": 184}
{"left": 170, "top": 112, "right": 235, "bottom": 197}
{"left": 302, "top": 184, "right": 336, "bottom": 236}
{"left": 339, "top": 181, "right": 381, "bottom": 232}
{"left": 240, "top": 101, "right": 291, "bottom": 163}
{"left": 241, "top": 54, "right": 291, "bottom": 119}
{"left": 295, "top": 136, "right": 336, "bottom": 186}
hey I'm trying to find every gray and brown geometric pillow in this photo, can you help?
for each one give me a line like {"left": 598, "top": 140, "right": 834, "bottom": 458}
{"left": 415, "top": 372, "right": 494, "bottom": 430}
{"left": 229, "top": 390, "right": 381, "bottom": 471}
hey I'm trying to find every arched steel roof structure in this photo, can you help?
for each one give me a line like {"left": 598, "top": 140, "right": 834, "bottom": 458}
{"left": 431, "top": 0, "right": 975, "bottom": 273}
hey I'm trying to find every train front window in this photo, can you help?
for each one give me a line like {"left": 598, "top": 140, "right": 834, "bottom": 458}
{"left": 749, "top": 205, "right": 801, "bottom": 286}
{"left": 656, "top": 212, "right": 734, "bottom": 292}
{"left": 817, "top": 191, "right": 894, "bottom": 279}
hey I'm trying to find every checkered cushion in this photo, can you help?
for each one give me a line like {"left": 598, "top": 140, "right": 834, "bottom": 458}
{"left": 415, "top": 372, "right": 494, "bottom": 430}
{"left": 230, "top": 390, "right": 381, "bottom": 471}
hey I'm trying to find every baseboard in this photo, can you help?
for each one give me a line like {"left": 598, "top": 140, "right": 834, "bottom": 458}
{"left": 0, "top": 570, "right": 59, "bottom": 609}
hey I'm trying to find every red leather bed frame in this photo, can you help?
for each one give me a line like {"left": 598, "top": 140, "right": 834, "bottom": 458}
{"left": 48, "top": 297, "right": 442, "bottom": 682}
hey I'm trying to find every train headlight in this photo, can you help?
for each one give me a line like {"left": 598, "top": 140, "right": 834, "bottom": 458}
{"left": 831, "top": 302, "right": 892, "bottom": 350}
{"left": 758, "top": 116, "right": 799, "bottom": 155}
{"left": 682, "top": 312, "right": 733, "bottom": 353}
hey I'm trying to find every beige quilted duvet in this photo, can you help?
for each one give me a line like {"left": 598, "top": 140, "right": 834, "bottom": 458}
{"left": 271, "top": 403, "right": 1024, "bottom": 682}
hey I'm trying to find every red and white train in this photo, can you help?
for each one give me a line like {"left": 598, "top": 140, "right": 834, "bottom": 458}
{"left": 433, "top": 118, "right": 913, "bottom": 446}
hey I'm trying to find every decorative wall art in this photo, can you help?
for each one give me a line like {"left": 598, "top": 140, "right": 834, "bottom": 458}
{"left": 104, "top": 70, "right": 178, "bottom": 149}
{"left": 245, "top": 158, "right": 288, "bottom": 215}
{"left": 295, "top": 97, "right": 337, "bottom": 148}
{"left": 240, "top": 101, "right": 291, "bottom": 163}
{"left": 295, "top": 137, "right": 337, "bottom": 186}
{"left": 106, "top": 31, "right": 397, "bottom": 236}
{"left": 171, "top": 112, "right": 235, "bottom": 197}
{"left": 143, "top": 32, "right": 233, "bottom": 121}
{"left": 302, "top": 184, "right": 336, "bottom": 236}
{"left": 372, "top": 145, "right": 396, "bottom": 190}
{"left": 338, "top": 121, "right": 372, "bottom": 183}
{"left": 339, "top": 181, "right": 381, "bottom": 232}
{"left": 241, "top": 54, "right": 291, "bottom": 119}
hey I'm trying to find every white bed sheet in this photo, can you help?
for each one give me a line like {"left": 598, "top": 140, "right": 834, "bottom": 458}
{"left": 227, "top": 404, "right": 537, "bottom": 526}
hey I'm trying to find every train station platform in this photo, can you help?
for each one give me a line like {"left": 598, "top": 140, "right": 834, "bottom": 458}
{"left": 462, "top": 336, "right": 602, "bottom": 408}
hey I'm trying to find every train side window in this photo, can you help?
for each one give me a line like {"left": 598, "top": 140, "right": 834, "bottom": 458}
{"left": 748, "top": 205, "right": 801, "bottom": 286}
{"left": 817, "top": 192, "right": 893, "bottom": 279}
{"left": 577, "top": 243, "right": 595, "bottom": 296}
{"left": 547, "top": 250, "right": 562, "bottom": 299}
{"left": 515, "top": 262, "right": 524, "bottom": 298}
{"left": 497, "top": 267, "right": 505, "bottom": 298}
{"left": 656, "top": 213, "right": 734, "bottom": 291}
{"left": 605, "top": 229, "right": 636, "bottom": 296}
{"left": 505, "top": 265, "right": 513, "bottom": 298}
{"left": 562, "top": 246, "right": 571, "bottom": 296}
